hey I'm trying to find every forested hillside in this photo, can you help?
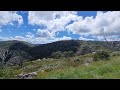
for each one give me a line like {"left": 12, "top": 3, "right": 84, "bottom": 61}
{"left": 0, "top": 40, "right": 120, "bottom": 66}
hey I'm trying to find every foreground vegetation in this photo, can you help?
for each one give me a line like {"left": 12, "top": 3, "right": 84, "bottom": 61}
{"left": 0, "top": 40, "right": 120, "bottom": 79}
{"left": 0, "top": 52, "right": 120, "bottom": 79}
{"left": 33, "top": 56, "right": 120, "bottom": 79}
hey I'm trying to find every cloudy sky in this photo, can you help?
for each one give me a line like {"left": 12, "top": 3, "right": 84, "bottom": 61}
{"left": 0, "top": 11, "right": 120, "bottom": 44}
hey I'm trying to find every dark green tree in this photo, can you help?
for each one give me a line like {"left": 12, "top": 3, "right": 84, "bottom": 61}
{"left": 63, "top": 51, "right": 74, "bottom": 58}
{"left": 79, "top": 46, "right": 92, "bottom": 55}
{"left": 51, "top": 51, "right": 62, "bottom": 59}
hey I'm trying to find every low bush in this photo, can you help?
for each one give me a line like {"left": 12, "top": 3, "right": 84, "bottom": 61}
{"left": 93, "top": 51, "right": 110, "bottom": 61}
{"left": 111, "top": 51, "right": 120, "bottom": 56}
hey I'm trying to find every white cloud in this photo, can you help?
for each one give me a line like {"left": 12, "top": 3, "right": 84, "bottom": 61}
{"left": 28, "top": 11, "right": 81, "bottom": 38}
{"left": 28, "top": 11, "right": 56, "bottom": 25}
{"left": 36, "top": 29, "right": 53, "bottom": 38}
{"left": 32, "top": 36, "right": 72, "bottom": 44}
{"left": 96, "top": 35, "right": 120, "bottom": 41}
{"left": 0, "top": 37, "right": 11, "bottom": 41}
{"left": 30, "top": 11, "right": 120, "bottom": 41}
{"left": 66, "top": 17, "right": 93, "bottom": 35}
{"left": 26, "top": 33, "right": 35, "bottom": 39}
{"left": 54, "top": 36, "right": 72, "bottom": 41}
{"left": 79, "top": 36, "right": 94, "bottom": 41}
{"left": 65, "top": 16, "right": 96, "bottom": 35}
{"left": 1, "top": 11, "right": 120, "bottom": 44}
{"left": 14, "top": 36, "right": 24, "bottom": 40}
{"left": 27, "top": 11, "right": 120, "bottom": 42}
{"left": 0, "top": 35, "right": 72, "bottom": 44}
{"left": 0, "top": 11, "right": 23, "bottom": 25}
{"left": 65, "top": 11, "right": 120, "bottom": 40}
{"left": 28, "top": 11, "right": 79, "bottom": 26}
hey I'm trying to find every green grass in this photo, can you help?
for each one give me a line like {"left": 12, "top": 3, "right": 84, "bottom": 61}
{"left": 34, "top": 56, "right": 120, "bottom": 79}
{"left": 0, "top": 67, "right": 22, "bottom": 79}
{"left": 0, "top": 54, "right": 120, "bottom": 79}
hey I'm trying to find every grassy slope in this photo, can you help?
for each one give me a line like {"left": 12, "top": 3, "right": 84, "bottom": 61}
{"left": 0, "top": 55, "right": 120, "bottom": 79}
{"left": 34, "top": 56, "right": 120, "bottom": 79}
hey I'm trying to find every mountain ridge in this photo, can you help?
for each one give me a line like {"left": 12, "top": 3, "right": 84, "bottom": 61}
{"left": 0, "top": 39, "right": 120, "bottom": 62}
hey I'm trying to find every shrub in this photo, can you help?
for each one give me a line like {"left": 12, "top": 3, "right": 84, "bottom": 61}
{"left": 93, "top": 51, "right": 110, "bottom": 61}
{"left": 111, "top": 51, "right": 120, "bottom": 56}
{"left": 63, "top": 51, "right": 74, "bottom": 58}
{"left": 77, "top": 46, "right": 92, "bottom": 55}
{"left": 51, "top": 51, "right": 62, "bottom": 59}
{"left": 73, "top": 58, "right": 81, "bottom": 62}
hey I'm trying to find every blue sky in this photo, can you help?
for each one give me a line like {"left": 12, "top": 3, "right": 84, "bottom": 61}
{"left": 0, "top": 11, "right": 120, "bottom": 44}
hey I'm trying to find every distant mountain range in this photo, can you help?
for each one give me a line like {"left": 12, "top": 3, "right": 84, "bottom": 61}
{"left": 0, "top": 40, "right": 120, "bottom": 61}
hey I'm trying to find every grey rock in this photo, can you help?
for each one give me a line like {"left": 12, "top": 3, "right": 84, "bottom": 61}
{"left": 17, "top": 72, "right": 37, "bottom": 79}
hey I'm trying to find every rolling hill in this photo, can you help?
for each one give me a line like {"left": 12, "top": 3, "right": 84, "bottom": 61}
{"left": 0, "top": 40, "right": 120, "bottom": 62}
{"left": 0, "top": 40, "right": 120, "bottom": 79}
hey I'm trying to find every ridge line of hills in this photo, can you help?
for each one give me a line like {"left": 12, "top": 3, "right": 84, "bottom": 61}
{"left": 0, "top": 39, "right": 120, "bottom": 62}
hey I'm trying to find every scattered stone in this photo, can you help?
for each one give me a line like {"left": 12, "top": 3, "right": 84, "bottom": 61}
{"left": 84, "top": 58, "right": 93, "bottom": 63}
{"left": 43, "top": 58, "right": 46, "bottom": 60}
{"left": 16, "top": 72, "right": 37, "bottom": 79}
{"left": 36, "top": 59, "right": 41, "bottom": 61}
{"left": 85, "top": 63, "right": 89, "bottom": 66}
{"left": 16, "top": 73, "right": 24, "bottom": 78}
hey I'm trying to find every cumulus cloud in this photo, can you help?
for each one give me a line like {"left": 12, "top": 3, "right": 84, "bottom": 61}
{"left": 26, "top": 32, "right": 35, "bottom": 39}
{"left": 28, "top": 11, "right": 57, "bottom": 25}
{"left": 27, "top": 11, "right": 120, "bottom": 42}
{"left": 32, "top": 36, "right": 72, "bottom": 44}
{"left": 14, "top": 36, "right": 24, "bottom": 40}
{"left": 66, "top": 11, "right": 120, "bottom": 40}
{"left": 54, "top": 36, "right": 72, "bottom": 41}
{"left": 1, "top": 11, "right": 120, "bottom": 44}
{"left": 18, "top": 36, "right": 71, "bottom": 44}
{"left": 36, "top": 29, "right": 53, "bottom": 38}
{"left": 29, "top": 11, "right": 120, "bottom": 40}
{"left": 79, "top": 36, "right": 94, "bottom": 41}
{"left": 0, "top": 11, "right": 23, "bottom": 25}
{"left": 28, "top": 11, "right": 81, "bottom": 38}
{"left": 0, "top": 32, "right": 72, "bottom": 44}
{"left": 0, "top": 37, "right": 11, "bottom": 41}
{"left": 28, "top": 11, "right": 79, "bottom": 25}
{"left": 29, "top": 36, "right": 72, "bottom": 44}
